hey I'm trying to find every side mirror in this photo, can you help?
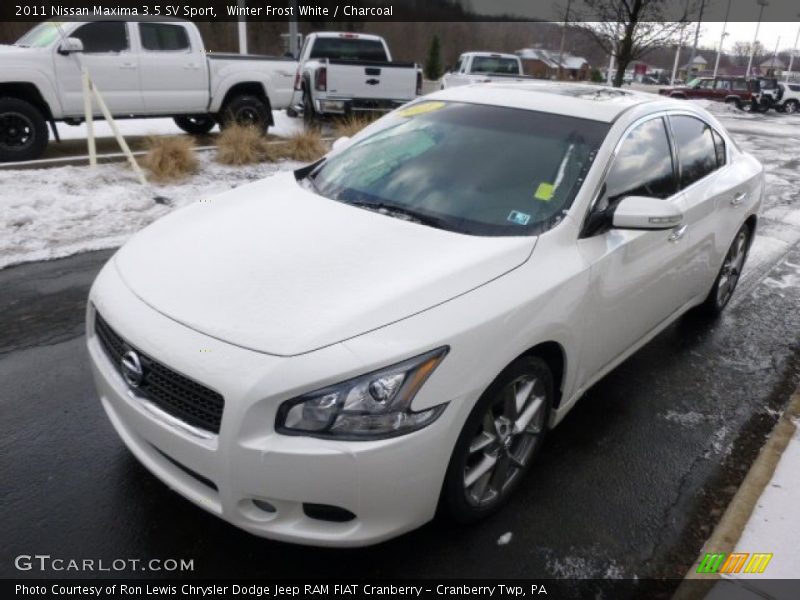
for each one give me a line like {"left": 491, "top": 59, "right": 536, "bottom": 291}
{"left": 612, "top": 196, "right": 683, "bottom": 230}
{"left": 58, "top": 37, "right": 84, "bottom": 55}
{"left": 331, "top": 136, "right": 351, "bottom": 152}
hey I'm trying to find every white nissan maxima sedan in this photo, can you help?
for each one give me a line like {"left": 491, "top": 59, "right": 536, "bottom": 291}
{"left": 87, "top": 83, "right": 763, "bottom": 546}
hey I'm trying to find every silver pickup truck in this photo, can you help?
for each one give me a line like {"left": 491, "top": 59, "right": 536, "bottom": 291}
{"left": 0, "top": 19, "right": 297, "bottom": 161}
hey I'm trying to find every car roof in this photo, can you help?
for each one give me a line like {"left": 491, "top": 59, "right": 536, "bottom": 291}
{"left": 462, "top": 51, "right": 519, "bottom": 59}
{"left": 430, "top": 81, "right": 671, "bottom": 123}
{"left": 313, "top": 32, "right": 383, "bottom": 41}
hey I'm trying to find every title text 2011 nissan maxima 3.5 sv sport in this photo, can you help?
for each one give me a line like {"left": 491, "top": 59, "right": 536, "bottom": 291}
{"left": 87, "top": 83, "right": 763, "bottom": 546}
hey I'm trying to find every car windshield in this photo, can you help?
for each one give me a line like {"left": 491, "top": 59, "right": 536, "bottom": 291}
{"left": 306, "top": 101, "right": 609, "bottom": 236}
{"left": 686, "top": 78, "right": 701, "bottom": 87}
{"left": 15, "top": 22, "right": 65, "bottom": 48}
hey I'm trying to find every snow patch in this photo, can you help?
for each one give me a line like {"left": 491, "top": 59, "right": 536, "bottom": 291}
{"left": 496, "top": 532, "right": 513, "bottom": 546}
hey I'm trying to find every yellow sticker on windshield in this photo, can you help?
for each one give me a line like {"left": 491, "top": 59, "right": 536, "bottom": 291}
{"left": 398, "top": 101, "right": 446, "bottom": 118}
{"left": 534, "top": 182, "right": 555, "bottom": 201}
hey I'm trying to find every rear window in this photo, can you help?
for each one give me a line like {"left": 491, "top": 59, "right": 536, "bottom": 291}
{"left": 310, "top": 37, "right": 388, "bottom": 62}
{"left": 670, "top": 115, "right": 719, "bottom": 188}
{"left": 306, "top": 102, "right": 609, "bottom": 236}
{"left": 471, "top": 56, "right": 520, "bottom": 75}
{"left": 139, "top": 23, "right": 190, "bottom": 52}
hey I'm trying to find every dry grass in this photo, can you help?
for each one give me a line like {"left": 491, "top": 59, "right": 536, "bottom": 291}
{"left": 216, "top": 123, "right": 272, "bottom": 166}
{"left": 141, "top": 135, "right": 198, "bottom": 183}
{"left": 277, "top": 129, "right": 327, "bottom": 162}
{"left": 333, "top": 114, "right": 376, "bottom": 138}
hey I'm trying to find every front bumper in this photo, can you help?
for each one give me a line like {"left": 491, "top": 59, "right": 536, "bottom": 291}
{"left": 86, "top": 259, "right": 463, "bottom": 547}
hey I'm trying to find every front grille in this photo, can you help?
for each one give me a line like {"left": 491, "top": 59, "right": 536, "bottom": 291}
{"left": 94, "top": 311, "right": 224, "bottom": 434}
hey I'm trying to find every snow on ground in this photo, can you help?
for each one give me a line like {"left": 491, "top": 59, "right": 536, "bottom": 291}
{"left": 54, "top": 110, "right": 303, "bottom": 141}
{"left": 0, "top": 154, "right": 301, "bottom": 269}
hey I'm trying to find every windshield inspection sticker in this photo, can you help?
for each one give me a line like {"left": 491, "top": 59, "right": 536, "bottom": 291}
{"left": 398, "top": 101, "right": 446, "bottom": 118}
{"left": 534, "top": 182, "right": 555, "bottom": 201}
{"left": 508, "top": 210, "right": 531, "bottom": 226}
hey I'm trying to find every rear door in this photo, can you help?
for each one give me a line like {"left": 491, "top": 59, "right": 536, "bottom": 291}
{"left": 54, "top": 21, "right": 143, "bottom": 116}
{"left": 578, "top": 116, "right": 692, "bottom": 377}
{"left": 135, "top": 22, "right": 209, "bottom": 114}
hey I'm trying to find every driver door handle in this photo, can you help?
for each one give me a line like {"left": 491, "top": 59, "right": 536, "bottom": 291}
{"left": 731, "top": 191, "right": 747, "bottom": 206}
{"left": 669, "top": 224, "right": 688, "bottom": 242}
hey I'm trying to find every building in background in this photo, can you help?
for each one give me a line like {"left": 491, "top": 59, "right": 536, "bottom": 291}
{"left": 515, "top": 47, "right": 590, "bottom": 80}
{"left": 760, "top": 57, "right": 786, "bottom": 77}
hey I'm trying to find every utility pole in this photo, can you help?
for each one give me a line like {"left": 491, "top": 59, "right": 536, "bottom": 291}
{"left": 713, "top": 0, "right": 732, "bottom": 78}
{"left": 746, "top": 0, "right": 769, "bottom": 77}
{"left": 788, "top": 18, "right": 800, "bottom": 81}
{"left": 671, "top": 0, "right": 692, "bottom": 85}
{"left": 556, "top": 0, "right": 572, "bottom": 81}
{"left": 237, "top": 0, "right": 248, "bottom": 55}
{"left": 289, "top": 0, "right": 299, "bottom": 57}
{"left": 686, "top": 0, "right": 706, "bottom": 79}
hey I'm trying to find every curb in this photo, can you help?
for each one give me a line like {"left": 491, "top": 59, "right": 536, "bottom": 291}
{"left": 673, "top": 390, "right": 800, "bottom": 599}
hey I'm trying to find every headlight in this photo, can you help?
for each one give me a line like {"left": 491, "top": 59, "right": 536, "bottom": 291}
{"left": 276, "top": 347, "right": 449, "bottom": 440}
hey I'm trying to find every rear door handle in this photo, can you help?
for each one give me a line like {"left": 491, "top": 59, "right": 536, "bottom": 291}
{"left": 731, "top": 191, "right": 747, "bottom": 206}
{"left": 668, "top": 224, "right": 688, "bottom": 242}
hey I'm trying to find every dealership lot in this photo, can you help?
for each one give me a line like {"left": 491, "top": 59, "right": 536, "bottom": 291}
{"left": 1, "top": 104, "right": 799, "bottom": 581}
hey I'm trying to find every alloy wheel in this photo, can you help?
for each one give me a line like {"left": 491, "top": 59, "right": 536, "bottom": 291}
{"left": 0, "top": 112, "right": 35, "bottom": 150}
{"left": 716, "top": 229, "right": 748, "bottom": 307}
{"left": 463, "top": 375, "right": 547, "bottom": 507}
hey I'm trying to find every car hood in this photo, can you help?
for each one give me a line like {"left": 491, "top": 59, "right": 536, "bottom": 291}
{"left": 115, "top": 172, "right": 536, "bottom": 356}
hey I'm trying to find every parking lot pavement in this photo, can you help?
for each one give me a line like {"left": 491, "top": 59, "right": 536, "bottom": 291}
{"left": 1, "top": 102, "right": 799, "bottom": 584}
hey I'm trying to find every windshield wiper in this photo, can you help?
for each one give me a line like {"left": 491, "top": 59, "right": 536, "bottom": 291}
{"left": 348, "top": 199, "right": 448, "bottom": 230}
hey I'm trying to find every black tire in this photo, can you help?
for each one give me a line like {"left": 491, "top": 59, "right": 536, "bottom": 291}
{"left": 173, "top": 115, "right": 215, "bottom": 135}
{"left": 0, "top": 97, "right": 49, "bottom": 162}
{"left": 219, "top": 95, "right": 269, "bottom": 132}
{"left": 698, "top": 223, "right": 752, "bottom": 317}
{"left": 725, "top": 98, "right": 742, "bottom": 110}
{"left": 302, "top": 88, "right": 318, "bottom": 128}
{"left": 441, "top": 356, "right": 553, "bottom": 523}
{"left": 783, "top": 100, "right": 799, "bottom": 115}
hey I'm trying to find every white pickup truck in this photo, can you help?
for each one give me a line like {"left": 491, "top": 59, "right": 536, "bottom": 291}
{"left": 289, "top": 32, "right": 421, "bottom": 123}
{"left": 441, "top": 52, "right": 530, "bottom": 89}
{"left": 0, "top": 19, "right": 297, "bottom": 162}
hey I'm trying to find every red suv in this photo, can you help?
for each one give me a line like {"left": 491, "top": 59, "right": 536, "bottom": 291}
{"left": 659, "top": 77, "right": 780, "bottom": 112}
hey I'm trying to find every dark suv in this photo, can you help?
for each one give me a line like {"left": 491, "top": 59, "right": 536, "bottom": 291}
{"left": 660, "top": 76, "right": 780, "bottom": 112}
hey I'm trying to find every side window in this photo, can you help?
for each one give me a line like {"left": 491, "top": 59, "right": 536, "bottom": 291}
{"left": 670, "top": 115, "right": 719, "bottom": 187}
{"left": 597, "top": 117, "right": 676, "bottom": 211}
{"left": 139, "top": 23, "right": 190, "bottom": 52}
{"left": 700, "top": 79, "right": 714, "bottom": 89}
{"left": 454, "top": 58, "right": 463, "bottom": 73}
{"left": 711, "top": 130, "right": 726, "bottom": 167}
{"left": 732, "top": 79, "right": 748, "bottom": 91}
{"left": 715, "top": 79, "right": 731, "bottom": 91}
{"left": 71, "top": 22, "right": 128, "bottom": 54}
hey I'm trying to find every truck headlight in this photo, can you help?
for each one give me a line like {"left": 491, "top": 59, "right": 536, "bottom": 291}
{"left": 276, "top": 347, "right": 449, "bottom": 440}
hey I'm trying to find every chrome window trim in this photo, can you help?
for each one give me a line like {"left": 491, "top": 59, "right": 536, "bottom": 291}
{"left": 580, "top": 108, "right": 731, "bottom": 237}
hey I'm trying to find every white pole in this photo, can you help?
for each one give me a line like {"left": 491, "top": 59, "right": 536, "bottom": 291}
{"left": 713, "top": 0, "right": 731, "bottom": 79}
{"left": 81, "top": 67, "right": 97, "bottom": 167}
{"left": 289, "top": 0, "right": 299, "bottom": 57}
{"left": 237, "top": 0, "right": 248, "bottom": 55}
{"left": 91, "top": 81, "right": 147, "bottom": 186}
{"left": 746, "top": 0, "right": 768, "bottom": 78}
{"left": 788, "top": 23, "right": 800, "bottom": 80}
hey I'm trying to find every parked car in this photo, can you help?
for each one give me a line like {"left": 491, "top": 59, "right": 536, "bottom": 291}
{"left": 288, "top": 32, "right": 421, "bottom": 123}
{"left": 0, "top": 19, "right": 297, "bottom": 162}
{"left": 87, "top": 82, "right": 762, "bottom": 546}
{"left": 441, "top": 52, "right": 530, "bottom": 89}
{"left": 659, "top": 76, "right": 780, "bottom": 112}
{"left": 776, "top": 81, "right": 800, "bottom": 114}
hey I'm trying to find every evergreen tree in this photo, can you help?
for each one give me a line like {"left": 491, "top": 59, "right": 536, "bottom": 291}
{"left": 425, "top": 35, "right": 443, "bottom": 81}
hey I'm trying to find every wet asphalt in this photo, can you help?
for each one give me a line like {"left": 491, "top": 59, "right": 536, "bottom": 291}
{"left": 1, "top": 236, "right": 799, "bottom": 583}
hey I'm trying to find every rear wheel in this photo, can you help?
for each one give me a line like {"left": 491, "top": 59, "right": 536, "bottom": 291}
{"left": 173, "top": 115, "right": 215, "bottom": 135}
{"left": 0, "top": 97, "right": 49, "bottom": 163}
{"left": 725, "top": 98, "right": 742, "bottom": 110}
{"left": 441, "top": 356, "right": 552, "bottom": 523}
{"left": 219, "top": 95, "right": 270, "bottom": 132}
{"left": 783, "top": 99, "right": 799, "bottom": 114}
{"left": 699, "top": 224, "right": 751, "bottom": 316}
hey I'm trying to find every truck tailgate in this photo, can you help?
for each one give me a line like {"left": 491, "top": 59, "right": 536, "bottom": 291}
{"left": 326, "top": 60, "right": 417, "bottom": 101}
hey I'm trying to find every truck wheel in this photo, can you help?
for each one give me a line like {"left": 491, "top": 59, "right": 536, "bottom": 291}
{"left": 725, "top": 98, "right": 742, "bottom": 110}
{"left": 783, "top": 100, "right": 798, "bottom": 114}
{"left": 174, "top": 115, "right": 215, "bottom": 135}
{"left": 0, "top": 97, "right": 49, "bottom": 163}
{"left": 220, "top": 95, "right": 269, "bottom": 132}
{"left": 302, "top": 90, "right": 318, "bottom": 128}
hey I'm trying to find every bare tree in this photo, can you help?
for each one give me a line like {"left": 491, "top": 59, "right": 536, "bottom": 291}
{"left": 730, "top": 40, "right": 765, "bottom": 67}
{"left": 578, "top": 0, "right": 691, "bottom": 87}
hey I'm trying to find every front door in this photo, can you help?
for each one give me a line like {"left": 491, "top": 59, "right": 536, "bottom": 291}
{"left": 54, "top": 21, "right": 143, "bottom": 117}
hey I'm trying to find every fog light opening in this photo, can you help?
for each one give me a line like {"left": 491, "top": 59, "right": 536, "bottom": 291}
{"left": 302, "top": 503, "right": 356, "bottom": 523}
{"left": 252, "top": 499, "right": 277, "bottom": 513}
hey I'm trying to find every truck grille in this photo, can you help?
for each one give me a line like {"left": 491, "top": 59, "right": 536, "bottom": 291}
{"left": 94, "top": 311, "right": 224, "bottom": 434}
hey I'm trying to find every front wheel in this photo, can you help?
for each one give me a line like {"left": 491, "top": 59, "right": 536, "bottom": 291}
{"left": 699, "top": 224, "right": 751, "bottom": 316}
{"left": 783, "top": 100, "right": 799, "bottom": 115}
{"left": 441, "top": 356, "right": 552, "bottom": 523}
{"left": 0, "top": 97, "right": 49, "bottom": 162}
{"left": 173, "top": 115, "right": 215, "bottom": 135}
